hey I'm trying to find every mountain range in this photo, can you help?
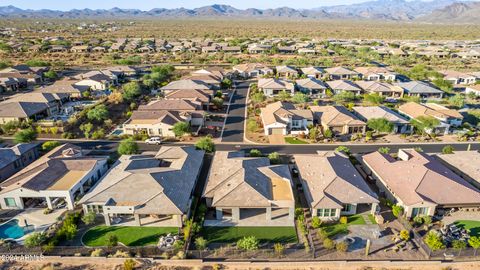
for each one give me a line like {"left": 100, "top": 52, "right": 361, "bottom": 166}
{"left": 0, "top": 0, "right": 479, "bottom": 24}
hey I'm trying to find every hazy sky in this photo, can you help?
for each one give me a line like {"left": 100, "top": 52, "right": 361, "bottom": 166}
{"left": 1, "top": 0, "right": 379, "bottom": 10}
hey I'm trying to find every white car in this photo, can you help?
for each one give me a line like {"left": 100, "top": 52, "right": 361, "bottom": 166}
{"left": 144, "top": 137, "right": 163, "bottom": 145}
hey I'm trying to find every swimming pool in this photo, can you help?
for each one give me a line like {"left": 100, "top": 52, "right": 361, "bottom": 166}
{"left": 0, "top": 219, "right": 25, "bottom": 239}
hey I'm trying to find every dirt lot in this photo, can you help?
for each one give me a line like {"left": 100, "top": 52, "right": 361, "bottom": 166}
{"left": 3, "top": 257, "right": 480, "bottom": 270}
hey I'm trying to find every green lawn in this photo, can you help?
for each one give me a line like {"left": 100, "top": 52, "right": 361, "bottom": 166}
{"left": 82, "top": 226, "right": 178, "bottom": 247}
{"left": 322, "top": 214, "right": 367, "bottom": 237}
{"left": 453, "top": 220, "right": 480, "bottom": 237}
{"left": 201, "top": 226, "right": 297, "bottom": 244}
{"left": 368, "top": 214, "right": 377, "bottom": 225}
{"left": 284, "top": 137, "right": 309, "bottom": 144}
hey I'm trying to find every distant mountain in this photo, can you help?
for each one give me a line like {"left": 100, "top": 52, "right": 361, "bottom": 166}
{"left": 417, "top": 2, "right": 480, "bottom": 23}
{"left": 319, "top": 0, "right": 460, "bottom": 20}
{"left": 0, "top": 1, "right": 479, "bottom": 23}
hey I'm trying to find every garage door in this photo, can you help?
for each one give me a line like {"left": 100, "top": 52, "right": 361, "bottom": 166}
{"left": 270, "top": 128, "right": 284, "bottom": 135}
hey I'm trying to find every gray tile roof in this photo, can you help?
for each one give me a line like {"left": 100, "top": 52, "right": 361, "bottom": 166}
{"left": 80, "top": 146, "right": 204, "bottom": 215}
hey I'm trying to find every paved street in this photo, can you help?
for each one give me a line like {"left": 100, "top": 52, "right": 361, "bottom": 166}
{"left": 220, "top": 81, "right": 250, "bottom": 143}
{"left": 5, "top": 138, "right": 479, "bottom": 155}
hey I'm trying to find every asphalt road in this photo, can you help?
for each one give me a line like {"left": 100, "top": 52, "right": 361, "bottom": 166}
{"left": 8, "top": 138, "right": 479, "bottom": 155}
{"left": 220, "top": 81, "right": 250, "bottom": 143}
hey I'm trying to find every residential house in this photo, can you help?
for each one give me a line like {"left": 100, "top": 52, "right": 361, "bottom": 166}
{"left": 0, "top": 77, "right": 26, "bottom": 92}
{"left": 295, "top": 78, "right": 328, "bottom": 97}
{"left": 247, "top": 44, "right": 272, "bottom": 54}
{"left": 355, "top": 81, "right": 403, "bottom": 98}
{"left": 0, "top": 144, "right": 108, "bottom": 211}
{"left": 261, "top": 101, "right": 313, "bottom": 136}
{"left": 74, "top": 70, "right": 118, "bottom": 90}
{"left": 165, "top": 89, "right": 212, "bottom": 109}
{"left": 258, "top": 78, "right": 294, "bottom": 97}
{"left": 440, "top": 70, "right": 477, "bottom": 86}
{"left": 361, "top": 149, "right": 480, "bottom": 218}
{"left": 233, "top": 63, "right": 273, "bottom": 78}
{"left": 395, "top": 81, "right": 444, "bottom": 99}
{"left": 161, "top": 79, "right": 211, "bottom": 95}
{"left": 436, "top": 151, "right": 480, "bottom": 190}
{"left": 123, "top": 99, "right": 204, "bottom": 137}
{"left": 0, "top": 144, "right": 39, "bottom": 182}
{"left": 300, "top": 67, "right": 325, "bottom": 79}
{"left": 398, "top": 102, "right": 463, "bottom": 134}
{"left": 326, "top": 80, "right": 362, "bottom": 95}
{"left": 202, "top": 151, "right": 295, "bottom": 227}
{"left": 324, "top": 66, "right": 360, "bottom": 80}
{"left": 311, "top": 105, "right": 366, "bottom": 135}
{"left": 39, "top": 79, "right": 90, "bottom": 99}
{"left": 79, "top": 146, "right": 204, "bottom": 227}
{"left": 294, "top": 151, "right": 378, "bottom": 221}
{"left": 276, "top": 66, "right": 298, "bottom": 78}
{"left": 353, "top": 106, "right": 412, "bottom": 134}
{"left": 465, "top": 85, "right": 480, "bottom": 97}
{"left": 354, "top": 67, "right": 397, "bottom": 81}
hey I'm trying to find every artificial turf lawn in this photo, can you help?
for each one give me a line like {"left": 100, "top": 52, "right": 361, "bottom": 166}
{"left": 82, "top": 226, "right": 178, "bottom": 247}
{"left": 322, "top": 214, "right": 367, "bottom": 237}
{"left": 284, "top": 137, "right": 309, "bottom": 144}
{"left": 201, "top": 226, "right": 298, "bottom": 243}
{"left": 453, "top": 220, "right": 480, "bottom": 237}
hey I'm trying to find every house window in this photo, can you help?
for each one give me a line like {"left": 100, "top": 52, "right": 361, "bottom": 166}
{"left": 317, "top": 208, "right": 337, "bottom": 217}
{"left": 342, "top": 204, "right": 352, "bottom": 212}
{"left": 292, "top": 120, "right": 302, "bottom": 128}
{"left": 4, "top": 198, "right": 17, "bottom": 207}
{"left": 411, "top": 207, "right": 429, "bottom": 217}
{"left": 221, "top": 209, "right": 232, "bottom": 219}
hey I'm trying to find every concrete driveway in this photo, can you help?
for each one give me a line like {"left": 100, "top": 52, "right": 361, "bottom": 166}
{"left": 268, "top": 134, "right": 285, "bottom": 144}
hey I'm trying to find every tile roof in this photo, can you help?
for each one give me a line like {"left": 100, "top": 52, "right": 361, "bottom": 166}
{"left": 80, "top": 146, "right": 204, "bottom": 215}
{"left": 361, "top": 149, "right": 480, "bottom": 206}
{"left": 295, "top": 151, "right": 378, "bottom": 209}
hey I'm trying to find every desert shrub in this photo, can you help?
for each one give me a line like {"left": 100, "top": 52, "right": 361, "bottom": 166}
{"left": 311, "top": 216, "right": 322, "bottom": 229}
{"left": 237, "top": 236, "right": 259, "bottom": 251}
{"left": 323, "top": 238, "right": 335, "bottom": 250}
{"left": 336, "top": 241, "right": 348, "bottom": 252}
{"left": 339, "top": 216, "right": 348, "bottom": 224}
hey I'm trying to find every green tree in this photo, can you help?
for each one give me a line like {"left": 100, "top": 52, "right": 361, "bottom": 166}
{"left": 277, "top": 90, "right": 291, "bottom": 101}
{"left": 442, "top": 145, "right": 455, "bottom": 154}
{"left": 81, "top": 211, "right": 96, "bottom": 225}
{"left": 24, "top": 232, "right": 46, "bottom": 248}
{"left": 268, "top": 152, "right": 280, "bottom": 164}
{"left": 118, "top": 138, "right": 139, "bottom": 155}
{"left": 323, "top": 129, "right": 333, "bottom": 139}
{"left": 87, "top": 105, "right": 109, "bottom": 122}
{"left": 123, "top": 259, "right": 136, "bottom": 270}
{"left": 44, "top": 70, "right": 58, "bottom": 80}
{"left": 26, "top": 59, "right": 50, "bottom": 67}
{"left": 251, "top": 92, "right": 266, "bottom": 104}
{"left": 221, "top": 78, "right": 233, "bottom": 89}
{"left": 400, "top": 230, "right": 410, "bottom": 241}
{"left": 392, "top": 204, "right": 404, "bottom": 218}
{"left": 195, "top": 136, "right": 215, "bottom": 153}
{"left": 107, "top": 233, "right": 118, "bottom": 247}
{"left": 41, "top": 141, "right": 61, "bottom": 152}
{"left": 468, "top": 236, "right": 480, "bottom": 249}
{"left": 363, "top": 93, "right": 385, "bottom": 105}
{"left": 194, "top": 237, "right": 207, "bottom": 250}
{"left": 448, "top": 94, "right": 466, "bottom": 109}
{"left": 237, "top": 236, "right": 259, "bottom": 251}
{"left": 122, "top": 82, "right": 142, "bottom": 101}
{"left": 14, "top": 128, "right": 37, "bottom": 143}
{"left": 335, "top": 146, "right": 351, "bottom": 155}
{"left": 79, "top": 122, "right": 94, "bottom": 139}
{"left": 425, "top": 231, "right": 445, "bottom": 251}
{"left": 212, "top": 97, "right": 224, "bottom": 108}
{"left": 432, "top": 78, "right": 453, "bottom": 93}
{"left": 332, "top": 91, "right": 355, "bottom": 104}
{"left": 367, "top": 118, "right": 394, "bottom": 133}
{"left": 292, "top": 92, "right": 309, "bottom": 104}
{"left": 250, "top": 149, "right": 262, "bottom": 157}
{"left": 172, "top": 122, "right": 190, "bottom": 137}
{"left": 378, "top": 147, "right": 391, "bottom": 154}
{"left": 410, "top": 116, "right": 440, "bottom": 136}
{"left": 452, "top": 240, "right": 467, "bottom": 250}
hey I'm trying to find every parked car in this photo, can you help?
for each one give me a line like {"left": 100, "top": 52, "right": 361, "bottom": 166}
{"left": 145, "top": 137, "right": 163, "bottom": 145}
